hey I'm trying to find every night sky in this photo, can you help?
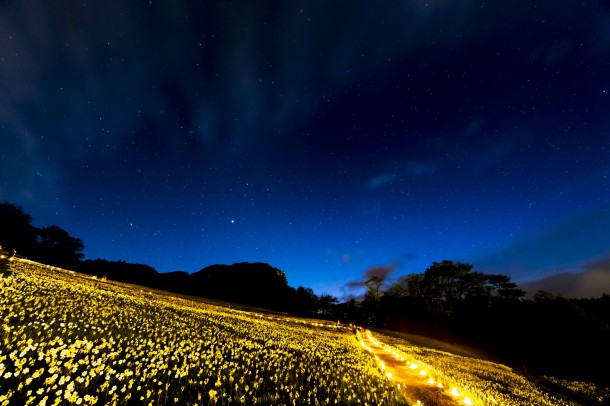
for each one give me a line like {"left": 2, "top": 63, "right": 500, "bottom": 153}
{"left": 2, "top": 1, "right": 610, "bottom": 298}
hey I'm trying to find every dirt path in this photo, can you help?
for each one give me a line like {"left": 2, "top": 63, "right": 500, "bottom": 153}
{"left": 358, "top": 329, "right": 473, "bottom": 406}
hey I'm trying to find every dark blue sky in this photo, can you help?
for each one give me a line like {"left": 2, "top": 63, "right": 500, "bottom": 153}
{"left": 1, "top": 0, "right": 610, "bottom": 298}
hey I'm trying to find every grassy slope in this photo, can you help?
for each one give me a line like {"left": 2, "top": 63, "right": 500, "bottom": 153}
{"left": 373, "top": 319, "right": 610, "bottom": 404}
{"left": 370, "top": 327, "right": 497, "bottom": 362}
{"left": 2, "top": 259, "right": 608, "bottom": 405}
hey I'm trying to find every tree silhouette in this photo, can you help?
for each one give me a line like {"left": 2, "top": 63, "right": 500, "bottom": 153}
{"left": 190, "top": 262, "right": 293, "bottom": 310}
{"left": 422, "top": 260, "right": 473, "bottom": 311}
{"left": 37, "top": 225, "right": 84, "bottom": 269}
{"left": 293, "top": 286, "right": 318, "bottom": 315}
{"left": 79, "top": 259, "right": 158, "bottom": 285}
{"left": 364, "top": 276, "right": 384, "bottom": 302}
{"left": 316, "top": 294, "right": 339, "bottom": 316}
{"left": 487, "top": 274, "right": 525, "bottom": 300}
{"left": 404, "top": 273, "right": 424, "bottom": 298}
{"left": 384, "top": 281, "right": 407, "bottom": 299}
{"left": 0, "top": 202, "right": 39, "bottom": 257}
{"left": 459, "top": 271, "right": 490, "bottom": 301}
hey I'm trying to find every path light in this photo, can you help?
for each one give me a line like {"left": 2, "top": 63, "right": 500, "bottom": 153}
{"left": 363, "top": 329, "right": 487, "bottom": 406}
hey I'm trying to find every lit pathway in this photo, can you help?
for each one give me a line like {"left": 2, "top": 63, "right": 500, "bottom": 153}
{"left": 358, "top": 329, "right": 475, "bottom": 406}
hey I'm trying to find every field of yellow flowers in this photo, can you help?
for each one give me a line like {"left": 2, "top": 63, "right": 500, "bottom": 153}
{"left": 1, "top": 258, "right": 607, "bottom": 405}
{"left": 1, "top": 259, "right": 403, "bottom": 405}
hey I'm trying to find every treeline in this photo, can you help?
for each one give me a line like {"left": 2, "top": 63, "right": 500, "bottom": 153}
{"left": 0, "top": 203, "right": 85, "bottom": 270}
{"left": 332, "top": 260, "right": 610, "bottom": 387}
{"left": 0, "top": 202, "right": 336, "bottom": 315}
{"left": 75, "top": 259, "right": 338, "bottom": 315}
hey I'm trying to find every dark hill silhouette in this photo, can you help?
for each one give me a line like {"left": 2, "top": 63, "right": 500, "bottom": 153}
{"left": 75, "top": 259, "right": 303, "bottom": 312}
{"left": 190, "top": 262, "right": 293, "bottom": 310}
{"left": 79, "top": 259, "right": 158, "bottom": 285}
{"left": 155, "top": 270, "right": 190, "bottom": 294}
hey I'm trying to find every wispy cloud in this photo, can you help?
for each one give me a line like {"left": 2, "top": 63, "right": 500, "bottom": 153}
{"left": 344, "top": 262, "right": 400, "bottom": 289}
{"left": 406, "top": 161, "right": 437, "bottom": 176}
{"left": 519, "top": 251, "right": 610, "bottom": 298}
{"left": 366, "top": 160, "right": 437, "bottom": 190}
{"left": 475, "top": 205, "right": 610, "bottom": 280}
{"left": 367, "top": 173, "right": 397, "bottom": 189}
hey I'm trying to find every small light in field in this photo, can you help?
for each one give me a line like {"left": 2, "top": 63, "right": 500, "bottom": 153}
{"left": 419, "top": 370, "right": 426, "bottom": 376}
{"left": 450, "top": 387, "right": 460, "bottom": 397}
{"left": 386, "top": 372, "right": 393, "bottom": 379}
{"left": 463, "top": 397, "right": 473, "bottom": 405}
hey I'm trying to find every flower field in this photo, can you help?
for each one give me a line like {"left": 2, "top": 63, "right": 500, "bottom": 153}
{"left": 1, "top": 259, "right": 403, "bottom": 405}
{"left": 2, "top": 258, "right": 607, "bottom": 405}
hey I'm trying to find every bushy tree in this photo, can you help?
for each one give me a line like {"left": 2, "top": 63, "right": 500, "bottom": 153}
{"left": 487, "top": 274, "right": 525, "bottom": 300}
{"left": 422, "top": 260, "right": 473, "bottom": 310}
{"left": 384, "top": 281, "right": 407, "bottom": 299}
{"left": 37, "top": 225, "right": 84, "bottom": 268}
{"left": 293, "top": 286, "right": 318, "bottom": 315}
{"left": 364, "top": 276, "right": 384, "bottom": 302}
{"left": 459, "top": 271, "right": 490, "bottom": 301}
{"left": 404, "top": 273, "right": 424, "bottom": 298}
{"left": 317, "top": 294, "right": 339, "bottom": 316}
{"left": 0, "top": 202, "right": 38, "bottom": 257}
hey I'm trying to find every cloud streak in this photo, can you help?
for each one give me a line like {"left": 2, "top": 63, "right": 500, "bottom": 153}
{"left": 519, "top": 251, "right": 610, "bottom": 298}
{"left": 475, "top": 206, "right": 610, "bottom": 280}
{"left": 366, "top": 160, "right": 437, "bottom": 190}
{"left": 344, "top": 262, "right": 400, "bottom": 289}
